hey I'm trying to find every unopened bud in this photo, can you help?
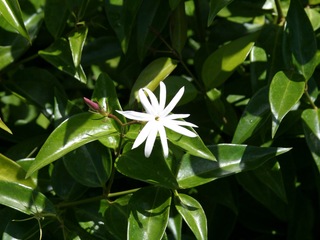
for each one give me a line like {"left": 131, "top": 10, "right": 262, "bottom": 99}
{"left": 83, "top": 97, "right": 100, "bottom": 111}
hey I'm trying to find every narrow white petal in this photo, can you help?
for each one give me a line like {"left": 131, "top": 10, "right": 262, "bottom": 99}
{"left": 158, "top": 124, "right": 168, "bottom": 158}
{"left": 159, "top": 82, "right": 166, "bottom": 112}
{"left": 165, "top": 114, "right": 190, "bottom": 120}
{"left": 162, "top": 86, "right": 184, "bottom": 117}
{"left": 116, "top": 110, "right": 153, "bottom": 121}
{"left": 144, "top": 123, "right": 158, "bottom": 157}
{"left": 139, "top": 89, "right": 156, "bottom": 115}
{"left": 132, "top": 121, "right": 154, "bottom": 149}
{"left": 143, "top": 88, "right": 160, "bottom": 113}
{"left": 164, "top": 121, "right": 197, "bottom": 137}
{"left": 164, "top": 119, "right": 198, "bottom": 128}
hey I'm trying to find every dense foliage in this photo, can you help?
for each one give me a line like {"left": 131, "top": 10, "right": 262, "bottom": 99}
{"left": 0, "top": 0, "right": 320, "bottom": 239}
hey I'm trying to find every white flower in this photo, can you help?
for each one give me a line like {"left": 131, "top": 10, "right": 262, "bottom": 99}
{"left": 116, "top": 81, "right": 198, "bottom": 158}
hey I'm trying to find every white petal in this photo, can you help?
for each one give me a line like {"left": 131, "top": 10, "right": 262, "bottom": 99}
{"left": 165, "top": 114, "right": 190, "bottom": 120}
{"left": 164, "top": 119, "right": 198, "bottom": 128}
{"left": 159, "top": 82, "right": 166, "bottom": 112}
{"left": 162, "top": 86, "right": 184, "bottom": 117}
{"left": 143, "top": 88, "right": 160, "bottom": 113}
{"left": 144, "top": 122, "right": 158, "bottom": 157}
{"left": 132, "top": 121, "right": 154, "bottom": 149}
{"left": 158, "top": 124, "right": 168, "bottom": 158}
{"left": 116, "top": 110, "right": 152, "bottom": 121}
{"left": 163, "top": 121, "right": 197, "bottom": 137}
{"left": 139, "top": 89, "right": 156, "bottom": 115}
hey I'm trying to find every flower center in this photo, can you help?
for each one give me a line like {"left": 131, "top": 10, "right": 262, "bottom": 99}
{"left": 155, "top": 116, "right": 160, "bottom": 121}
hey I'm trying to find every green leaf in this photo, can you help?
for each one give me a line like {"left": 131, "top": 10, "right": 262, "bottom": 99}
{"left": 68, "top": 25, "right": 88, "bottom": 68}
{"left": 0, "top": 181, "right": 56, "bottom": 216}
{"left": 202, "top": 32, "right": 258, "bottom": 90}
{"left": 39, "top": 38, "right": 87, "bottom": 83}
{"left": 44, "top": 0, "right": 69, "bottom": 39}
{"left": 0, "top": 154, "right": 35, "bottom": 188}
{"left": 0, "top": 0, "right": 30, "bottom": 41}
{"left": 269, "top": 71, "right": 305, "bottom": 138}
{"left": 207, "top": 0, "right": 234, "bottom": 26}
{"left": 301, "top": 109, "right": 320, "bottom": 173}
{"left": 136, "top": 0, "right": 171, "bottom": 59}
{"left": 63, "top": 141, "right": 112, "bottom": 188}
{"left": 177, "top": 144, "right": 291, "bottom": 188}
{"left": 167, "top": 128, "right": 216, "bottom": 161}
{"left": 167, "top": 208, "right": 182, "bottom": 240}
{"left": 174, "top": 193, "right": 207, "bottom": 240}
{"left": 128, "top": 187, "right": 171, "bottom": 240}
{"left": 115, "top": 142, "right": 179, "bottom": 189}
{"left": 286, "top": 0, "right": 317, "bottom": 80}
{"left": 232, "top": 87, "right": 270, "bottom": 144}
{"left": 51, "top": 160, "right": 88, "bottom": 200}
{"left": 170, "top": 1, "right": 187, "bottom": 54}
{"left": 26, "top": 112, "right": 117, "bottom": 177}
{"left": 0, "top": 117, "right": 12, "bottom": 134}
{"left": 129, "top": 57, "right": 178, "bottom": 105}
{"left": 105, "top": 194, "right": 131, "bottom": 240}
{"left": 91, "top": 73, "right": 124, "bottom": 149}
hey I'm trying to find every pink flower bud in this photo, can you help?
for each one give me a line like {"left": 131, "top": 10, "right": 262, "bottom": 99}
{"left": 83, "top": 97, "right": 100, "bottom": 111}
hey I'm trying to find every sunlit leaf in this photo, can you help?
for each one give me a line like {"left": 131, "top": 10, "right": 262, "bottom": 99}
{"left": 0, "top": 181, "right": 56, "bottom": 216}
{"left": 202, "top": 32, "right": 259, "bottom": 90}
{"left": 269, "top": 71, "right": 305, "bottom": 138}
{"left": 0, "top": 0, "right": 30, "bottom": 41}
{"left": 129, "top": 57, "right": 178, "bottom": 105}
{"left": 0, "top": 118, "right": 12, "bottom": 134}
{"left": 207, "top": 0, "right": 234, "bottom": 26}
{"left": 177, "top": 144, "right": 291, "bottom": 188}
{"left": 174, "top": 193, "right": 207, "bottom": 240}
{"left": 0, "top": 154, "right": 35, "bottom": 188}
{"left": 68, "top": 25, "right": 88, "bottom": 68}
{"left": 26, "top": 112, "right": 118, "bottom": 177}
{"left": 301, "top": 108, "right": 320, "bottom": 172}
{"left": 128, "top": 187, "right": 171, "bottom": 240}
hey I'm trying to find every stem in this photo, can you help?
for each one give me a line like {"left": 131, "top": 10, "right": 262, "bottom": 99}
{"left": 274, "top": 0, "right": 285, "bottom": 25}
{"left": 304, "top": 85, "right": 318, "bottom": 110}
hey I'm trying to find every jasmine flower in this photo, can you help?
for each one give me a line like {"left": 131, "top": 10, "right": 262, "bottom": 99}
{"left": 117, "top": 81, "right": 197, "bottom": 158}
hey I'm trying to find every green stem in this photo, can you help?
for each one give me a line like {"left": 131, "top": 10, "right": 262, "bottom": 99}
{"left": 274, "top": 0, "right": 285, "bottom": 25}
{"left": 304, "top": 85, "right": 318, "bottom": 110}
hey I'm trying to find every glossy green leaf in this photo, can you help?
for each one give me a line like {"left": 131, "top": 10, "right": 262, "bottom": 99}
{"left": 0, "top": 181, "right": 56, "bottom": 216}
{"left": 232, "top": 87, "right": 270, "bottom": 144}
{"left": 167, "top": 128, "right": 216, "bottom": 161}
{"left": 63, "top": 141, "right": 112, "bottom": 188}
{"left": 167, "top": 208, "right": 182, "bottom": 240}
{"left": 177, "top": 144, "right": 291, "bottom": 188}
{"left": 269, "top": 71, "right": 305, "bottom": 138}
{"left": 128, "top": 187, "right": 171, "bottom": 240}
{"left": 136, "top": 0, "right": 171, "bottom": 59}
{"left": 0, "top": 118, "right": 12, "bottom": 134}
{"left": 68, "top": 25, "right": 88, "bottom": 67}
{"left": 305, "top": 8, "right": 320, "bottom": 31}
{"left": 286, "top": 0, "right": 317, "bottom": 81}
{"left": 202, "top": 32, "right": 258, "bottom": 90}
{"left": 301, "top": 109, "right": 320, "bottom": 172}
{"left": 51, "top": 160, "right": 88, "bottom": 200}
{"left": 26, "top": 112, "right": 118, "bottom": 177}
{"left": 129, "top": 57, "right": 178, "bottom": 105}
{"left": 39, "top": 38, "right": 87, "bottom": 83}
{"left": 105, "top": 194, "right": 131, "bottom": 240}
{"left": 92, "top": 73, "right": 124, "bottom": 148}
{"left": 207, "top": 0, "right": 234, "bottom": 26}
{"left": 0, "top": 0, "right": 30, "bottom": 41}
{"left": 115, "top": 142, "right": 179, "bottom": 189}
{"left": 0, "top": 154, "right": 35, "bottom": 188}
{"left": 170, "top": 1, "right": 187, "bottom": 54}
{"left": 174, "top": 193, "right": 207, "bottom": 240}
{"left": 44, "top": 0, "right": 69, "bottom": 38}
{"left": 250, "top": 46, "right": 267, "bottom": 91}
{"left": 0, "top": 1, "right": 43, "bottom": 70}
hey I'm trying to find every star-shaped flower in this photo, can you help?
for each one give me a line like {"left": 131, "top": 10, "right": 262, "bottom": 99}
{"left": 116, "top": 81, "right": 198, "bottom": 158}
